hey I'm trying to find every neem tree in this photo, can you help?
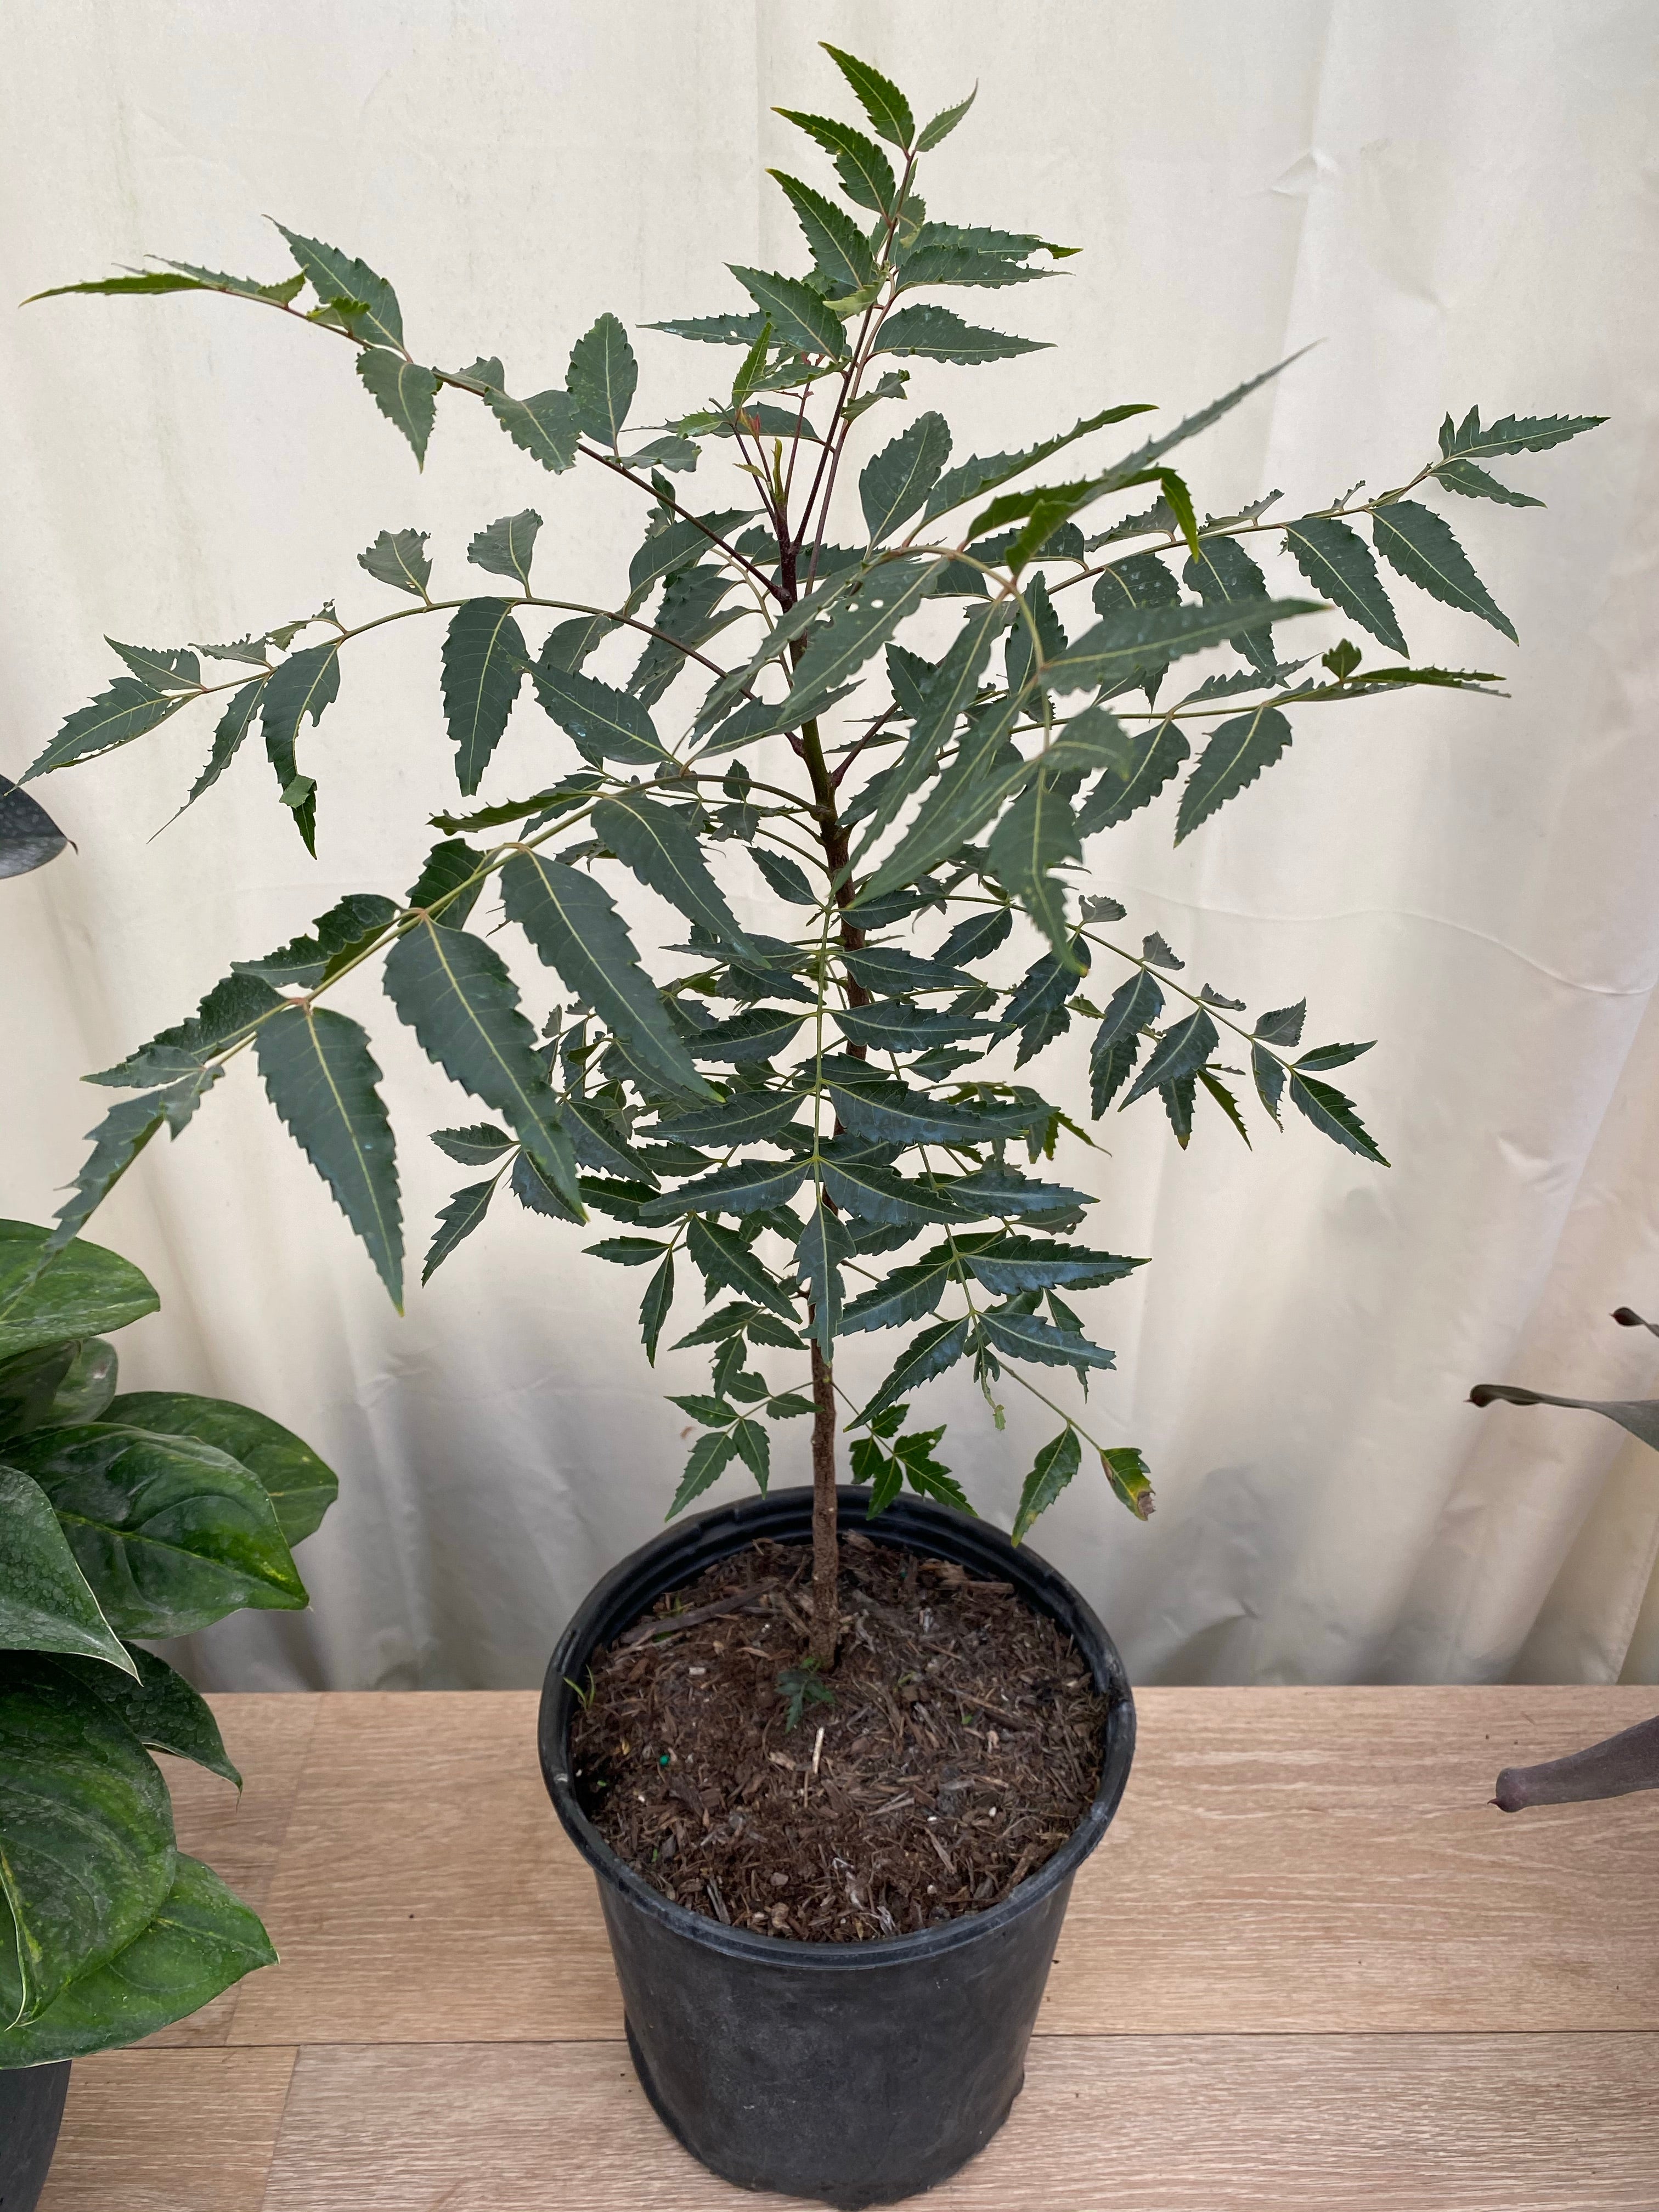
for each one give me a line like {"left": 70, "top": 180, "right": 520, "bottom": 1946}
{"left": 20, "top": 45, "right": 1600, "bottom": 1659}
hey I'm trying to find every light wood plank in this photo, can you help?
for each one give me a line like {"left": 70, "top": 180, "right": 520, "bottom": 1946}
{"left": 230, "top": 1686, "right": 1659, "bottom": 2044}
{"left": 37, "top": 2047, "right": 295, "bottom": 2212}
{"left": 261, "top": 2033, "right": 1659, "bottom": 2210}
{"left": 145, "top": 1694, "right": 319, "bottom": 2047}
{"left": 229, "top": 1692, "right": 622, "bottom": 2046}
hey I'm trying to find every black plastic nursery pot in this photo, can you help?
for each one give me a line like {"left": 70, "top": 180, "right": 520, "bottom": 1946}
{"left": 539, "top": 1485, "right": 1135, "bottom": 2209}
{"left": 0, "top": 2061, "right": 70, "bottom": 2212}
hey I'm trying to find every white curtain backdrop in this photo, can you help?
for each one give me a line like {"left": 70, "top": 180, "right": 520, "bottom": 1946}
{"left": 5, "top": 1, "right": 1658, "bottom": 1692}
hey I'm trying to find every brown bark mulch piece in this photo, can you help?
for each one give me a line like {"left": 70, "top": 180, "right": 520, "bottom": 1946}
{"left": 568, "top": 1532, "right": 1110, "bottom": 1944}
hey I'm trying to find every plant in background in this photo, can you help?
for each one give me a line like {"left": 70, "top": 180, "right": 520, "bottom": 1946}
{"left": 0, "top": 1220, "right": 338, "bottom": 2064}
{"left": 16, "top": 44, "right": 1599, "bottom": 1661}
{"left": 1472, "top": 1310, "right": 1659, "bottom": 1812}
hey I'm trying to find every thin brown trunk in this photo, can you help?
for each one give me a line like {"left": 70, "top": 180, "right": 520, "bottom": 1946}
{"left": 809, "top": 1340, "right": 840, "bottom": 1663}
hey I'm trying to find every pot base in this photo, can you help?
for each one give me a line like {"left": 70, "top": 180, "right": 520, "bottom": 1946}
{"left": 0, "top": 2060, "right": 70, "bottom": 2212}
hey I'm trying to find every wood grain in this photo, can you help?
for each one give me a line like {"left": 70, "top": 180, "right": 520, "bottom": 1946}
{"left": 259, "top": 2033, "right": 1659, "bottom": 2211}
{"left": 229, "top": 1686, "right": 1659, "bottom": 2045}
{"left": 228, "top": 1692, "right": 624, "bottom": 2046}
{"left": 145, "top": 1694, "right": 319, "bottom": 2047}
{"left": 37, "top": 2047, "right": 295, "bottom": 2212}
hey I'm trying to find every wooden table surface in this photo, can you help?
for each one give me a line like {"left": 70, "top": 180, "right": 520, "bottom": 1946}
{"left": 37, "top": 1686, "right": 1659, "bottom": 2210}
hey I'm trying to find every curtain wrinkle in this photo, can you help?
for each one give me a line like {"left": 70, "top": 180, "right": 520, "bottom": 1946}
{"left": 3, "top": 0, "right": 1655, "bottom": 1691}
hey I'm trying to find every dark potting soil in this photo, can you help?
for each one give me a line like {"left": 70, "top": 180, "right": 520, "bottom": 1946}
{"left": 568, "top": 1532, "right": 1110, "bottom": 1942}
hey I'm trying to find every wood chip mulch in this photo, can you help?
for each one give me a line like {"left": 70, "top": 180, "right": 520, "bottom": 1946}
{"left": 568, "top": 1532, "right": 1109, "bottom": 1943}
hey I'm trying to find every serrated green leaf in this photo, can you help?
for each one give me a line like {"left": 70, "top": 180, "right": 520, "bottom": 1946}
{"left": 274, "top": 224, "right": 403, "bottom": 348}
{"left": 41, "top": 1072, "right": 221, "bottom": 1261}
{"left": 500, "top": 851, "right": 713, "bottom": 1102}
{"left": 686, "top": 1218, "right": 798, "bottom": 1321}
{"left": 667, "top": 1427, "right": 739, "bottom": 1516}
{"left": 821, "top": 42, "right": 914, "bottom": 146}
{"left": 916, "top": 86, "right": 977, "bottom": 150}
{"left": 859, "top": 411, "right": 951, "bottom": 542}
{"left": 591, "top": 793, "right": 757, "bottom": 960}
{"left": 627, "top": 509, "right": 752, "bottom": 596}
{"left": 382, "top": 916, "right": 581, "bottom": 1206}
{"left": 532, "top": 663, "right": 669, "bottom": 768}
{"left": 0, "top": 1463, "right": 131, "bottom": 1671}
{"left": 1012, "top": 1427, "right": 1080, "bottom": 1543}
{"left": 1175, "top": 704, "right": 1291, "bottom": 843}
{"left": 1047, "top": 595, "right": 1319, "bottom": 697}
{"left": 24, "top": 270, "right": 211, "bottom": 303}
{"left": 486, "top": 383, "right": 582, "bottom": 472}
{"left": 259, "top": 640, "right": 340, "bottom": 850}
{"left": 1090, "top": 970, "right": 1161, "bottom": 1114}
{"left": 1288, "top": 1071, "right": 1387, "bottom": 1164}
{"left": 639, "top": 1156, "right": 810, "bottom": 1223}
{"left": 587, "top": 1236, "right": 668, "bottom": 1267}
{"left": 647, "top": 309, "right": 772, "bottom": 347}
{"left": 654, "top": 1091, "right": 802, "bottom": 1148}
{"left": 1102, "top": 1444, "right": 1155, "bottom": 1519}
{"left": 1251, "top": 1041, "right": 1286, "bottom": 1122}
{"left": 0, "top": 1655, "right": 176, "bottom": 2022}
{"left": 780, "top": 556, "right": 940, "bottom": 719}
{"left": 687, "top": 1007, "right": 806, "bottom": 1063}
{"left": 1255, "top": 1000, "right": 1306, "bottom": 1046}
{"left": 1180, "top": 534, "right": 1275, "bottom": 674}
{"left": 10, "top": 1423, "right": 307, "bottom": 1639}
{"left": 825, "top": 1076, "right": 1032, "bottom": 1149}
{"left": 857, "top": 1314, "right": 973, "bottom": 1423}
{"left": 794, "top": 1195, "right": 853, "bottom": 1359}
{"left": 1372, "top": 500, "right": 1516, "bottom": 643}
{"left": 358, "top": 528, "right": 431, "bottom": 597}
{"left": 253, "top": 1005, "right": 402, "bottom": 1306}
{"left": 355, "top": 349, "right": 437, "bottom": 464}
{"left": 629, "top": 564, "right": 743, "bottom": 709}
{"left": 923, "top": 406, "right": 1155, "bottom": 523}
{"left": 467, "top": 510, "right": 542, "bottom": 589}
{"left": 982, "top": 1307, "right": 1114, "bottom": 1372}
{"left": 105, "top": 641, "right": 199, "bottom": 690}
{"left": 105, "top": 1390, "right": 337, "bottom": 1548}
{"left": 406, "top": 837, "right": 486, "bottom": 928}
{"left": 640, "top": 1251, "right": 675, "bottom": 1364}
{"left": 773, "top": 110, "right": 896, "bottom": 215}
{"left": 441, "top": 600, "right": 527, "bottom": 795}
{"left": 747, "top": 847, "right": 814, "bottom": 907}
{"left": 833, "top": 1000, "right": 994, "bottom": 1052}
{"left": 26, "top": 678, "right": 184, "bottom": 780}
{"left": 567, "top": 312, "right": 637, "bottom": 446}
{"left": 182, "top": 678, "right": 266, "bottom": 811}
{"left": 986, "top": 771, "right": 1082, "bottom": 957}
{"left": 729, "top": 266, "right": 847, "bottom": 359}
{"left": 1283, "top": 515, "right": 1407, "bottom": 654}
{"left": 769, "top": 171, "right": 879, "bottom": 295}
{"left": 965, "top": 1239, "right": 1141, "bottom": 1295}
{"left": 839, "top": 1249, "right": 957, "bottom": 1335}
{"left": 1437, "top": 406, "right": 1605, "bottom": 462}
{"left": 1434, "top": 458, "right": 1543, "bottom": 506}
{"left": 819, "top": 1152, "right": 968, "bottom": 1228}
{"left": 1121, "top": 1007, "right": 1218, "bottom": 1108}
{"left": 873, "top": 304, "right": 1047, "bottom": 365}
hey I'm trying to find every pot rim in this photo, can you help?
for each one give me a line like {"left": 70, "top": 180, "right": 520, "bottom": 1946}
{"left": 538, "top": 1484, "right": 1135, "bottom": 1971}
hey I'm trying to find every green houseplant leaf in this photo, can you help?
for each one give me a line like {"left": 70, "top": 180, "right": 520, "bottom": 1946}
{"left": 105, "top": 1391, "right": 340, "bottom": 1548}
{"left": 0, "top": 1464, "right": 134, "bottom": 1673}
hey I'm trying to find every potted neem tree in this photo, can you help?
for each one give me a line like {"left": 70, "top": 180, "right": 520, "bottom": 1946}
{"left": 19, "top": 44, "right": 1599, "bottom": 2205}
{"left": 0, "top": 1222, "right": 337, "bottom": 2212}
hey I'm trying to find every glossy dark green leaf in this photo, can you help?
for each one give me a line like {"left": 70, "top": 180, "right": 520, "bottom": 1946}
{"left": 1282, "top": 515, "right": 1407, "bottom": 654}
{"left": 834, "top": 1001, "right": 993, "bottom": 1052}
{"left": 0, "top": 1224, "right": 157, "bottom": 1363}
{"left": 382, "top": 917, "right": 582, "bottom": 1205}
{"left": 356, "top": 349, "right": 438, "bottom": 464}
{"left": 1011, "top": 1427, "right": 1080, "bottom": 1544}
{"left": 873, "top": 305, "right": 1047, "bottom": 365}
{"left": 10, "top": 1423, "right": 307, "bottom": 1638}
{"left": 857, "top": 1315, "right": 973, "bottom": 1423}
{"left": 501, "top": 851, "right": 714, "bottom": 1101}
{"left": 1175, "top": 704, "right": 1292, "bottom": 843}
{"left": 0, "top": 1654, "right": 175, "bottom": 2021}
{"left": 254, "top": 1006, "right": 402, "bottom": 1306}
{"left": 486, "top": 384, "right": 581, "bottom": 472}
{"left": 0, "top": 773, "right": 69, "bottom": 876}
{"left": 769, "top": 172, "right": 878, "bottom": 295}
{"left": 26, "top": 679, "right": 184, "bottom": 779}
{"left": 274, "top": 224, "right": 403, "bottom": 348}
{"left": 358, "top": 528, "right": 431, "bottom": 597}
{"left": 0, "top": 1340, "right": 108, "bottom": 1441}
{"left": 567, "top": 313, "right": 638, "bottom": 446}
{"left": 1288, "top": 1071, "right": 1387, "bottom": 1164}
{"left": 0, "top": 1464, "right": 131, "bottom": 1671}
{"left": 859, "top": 411, "right": 951, "bottom": 541}
{"left": 821, "top": 42, "right": 913, "bottom": 146}
{"left": 467, "top": 510, "right": 542, "bottom": 589}
{"left": 819, "top": 1152, "right": 968, "bottom": 1228}
{"left": 729, "top": 266, "right": 847, "bottom": 359}
{"left": 686, "top": 1008, "right": 806, "bottom": 1064}
{"left": 637, "top": 1156, "right": 810, "bottom": 1223}
{"left": 532, "top": 664, "right": 669, "bottom": 768}
{"left": 825, "top": 1075, "right": 1030, "bottom": 1149}
{"left": 59, "top": 1645, "right": 238, "bottom": 1784}
{"left": 0, "top": 1852, "right": 274, "bottom": 2066}
{"left": 667, "top": 1427, "right": 739, "bottom": 1516}
{"left": 1372, "top": 500, "right": 1516, "bottom": 643}
{"left": 773, "top": 110, "right": 896, "bottom": 214}
{"left": 107, "top": 1390, "right": 338, "bottom": 1549}
{"left": 441, "top": 600, "right": 527, "bottom": 796}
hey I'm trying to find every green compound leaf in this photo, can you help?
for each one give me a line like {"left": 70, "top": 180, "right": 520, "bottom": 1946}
{"left": 382, "top": 917, "right": 582, "bottom": 1207}
{"left": 1175, "top": 704, "right": 1292, "bottom": 844}
{"left": 1371, "top": 499, "right": 1517, "bottom": 644}
{"left": 501, "top": 851, "right": 715, "bottom": 1102}
{"left": 1012, "top": 1427, "right": 1080, "bottom": 1544}
{"left": 254, "top": 1006, "right": 403, "bottom": 1307}
{"left": 1283, "top": 514, "right": 1408, "bottom": 654}
{"left": 105, "top": 1390, "right": 338, "bottom": 1548}
{"left": 860, "top": 411, "right": 951, "bottom": 542}
{"left": 0, "top": 1654, "right": 176, "bottom": 2022}
{"left": 0, "top": 1464, "right": 132, "bottom": 1672}
{"left": 820, "top": 42, "right": 914, "bottom": 147}
{"left": 356, "top": 349, "right": 438, "bottom": 465}
{"left": 0, "top": 1223, "right": 157, "bottom": 1363}
{"left": 8, "top": 1423, "right": 308, "bottom": 1639}
{"left": 441, "top": 600, "right": 527, "bottom": 795}
{"left": 873, "top": 305, "right": 1048, "bottom": 365}
{"left": 0, "top": 1853, "right": 274, "bottom": 2067}
{"left": 567, "top": 312, "right": 638, "bottom": 447}
{"left": 26, "top": 679, "right": 185, "bottom": 780}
